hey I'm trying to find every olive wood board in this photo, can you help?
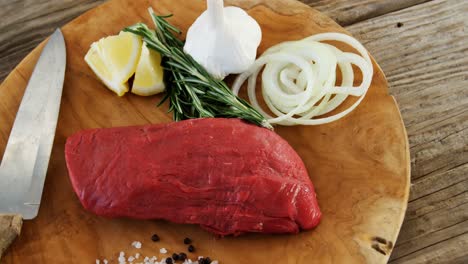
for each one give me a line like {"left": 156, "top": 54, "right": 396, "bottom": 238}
{"left": 0, "top": 0, "right": 410, "bottom": 263}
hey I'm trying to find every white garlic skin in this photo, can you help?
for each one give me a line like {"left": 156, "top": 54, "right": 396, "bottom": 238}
{"left": 184, "top": 1, "right": 262, "bottom": 80}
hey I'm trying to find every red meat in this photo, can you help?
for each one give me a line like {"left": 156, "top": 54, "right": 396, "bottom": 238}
{"left": 65, "top": 118, "right": 321, "bottom": 235}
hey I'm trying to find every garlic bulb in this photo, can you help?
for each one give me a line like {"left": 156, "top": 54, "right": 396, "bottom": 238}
{"left": 184, "top": 0, "right": 262, "bottom": 79}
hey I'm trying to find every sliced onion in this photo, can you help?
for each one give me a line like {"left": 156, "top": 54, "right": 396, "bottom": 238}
{"left": 232, "top": 33, "right": 374, "bottom": 126}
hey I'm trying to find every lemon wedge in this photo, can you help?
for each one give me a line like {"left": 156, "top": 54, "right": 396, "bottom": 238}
{"left": 132, "top": 43, "right": 165, "bottom": 96}
{"left": 85, "top": 31, "right": 142, "bottom": 96}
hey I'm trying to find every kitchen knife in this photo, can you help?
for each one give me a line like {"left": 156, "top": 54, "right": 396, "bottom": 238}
{"left": 0, "top": 29, "right": 66, "bottom": 259}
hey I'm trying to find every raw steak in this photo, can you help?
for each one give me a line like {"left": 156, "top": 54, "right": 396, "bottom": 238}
{"left": 65, "top": 118, "right": 321, "bottom": 235}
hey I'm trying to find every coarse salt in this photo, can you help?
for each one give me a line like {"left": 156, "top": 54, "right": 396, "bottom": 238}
{"left": 95, "top": 238, "right": 218, "bottom": 264}
{"left": 131, "top": 241, "right": 142, "bottom": 249}
{"left": 146, "top": 256, "right": 157, "bottom": 264}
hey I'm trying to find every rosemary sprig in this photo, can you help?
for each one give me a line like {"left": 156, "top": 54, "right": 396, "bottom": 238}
{"left": 124, "top": 8, "right": 272, "bottom": 129}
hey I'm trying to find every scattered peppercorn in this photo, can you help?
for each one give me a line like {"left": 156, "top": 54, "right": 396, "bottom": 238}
{"left": 151, "top": 234, "right": 160, "bottom": 242}
{"left": 188, "top": 244, "right": 195, "bottom": 252}
{"left": 165, "top": 258, "right": 173, "bottom": 264}
{"left": 172, "top": 253, "right": 179, "bottom": 261}
{"left": 199, "top": 257, "right": 213, "bottom": 264}
{"left": 179, "top": 253, "right": 187, "bottom": 261}
{"left": 184, "top": 237, "right": 192, "bottom": 244}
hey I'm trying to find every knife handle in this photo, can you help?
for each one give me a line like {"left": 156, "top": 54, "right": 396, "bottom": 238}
{"left": 0, "top": 214, "right": 22, "bottom": 260}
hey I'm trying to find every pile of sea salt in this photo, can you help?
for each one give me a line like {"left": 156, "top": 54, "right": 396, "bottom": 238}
{"left": 94, "top": 241, "right": 219, "bottom": 264}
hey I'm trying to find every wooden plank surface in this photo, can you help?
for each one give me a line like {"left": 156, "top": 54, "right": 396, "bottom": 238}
{"left": 0, "top": 0, "right": 426, "bottom": 82}
{"left": 0, "top": 0, "right": 466, "bottom": 263}
{"left": 0, "top": 0, "right": 105, "bottom": 81}
{"left": 344, "top": 0, "right": 468, "bottom": 263}
{"left": 304, "top": 0, "right": 431, "bottom": 25}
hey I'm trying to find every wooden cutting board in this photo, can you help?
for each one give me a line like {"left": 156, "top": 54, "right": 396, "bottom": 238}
{"left": 0, "top": 0, "right": 410, "bottom": 263}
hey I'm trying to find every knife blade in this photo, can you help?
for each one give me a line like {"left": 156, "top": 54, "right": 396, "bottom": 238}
{"left": 0, "top": 29, "right": 66, "bottom": 221}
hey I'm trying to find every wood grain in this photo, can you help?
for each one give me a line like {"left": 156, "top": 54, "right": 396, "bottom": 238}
{"left": 0, "top": 0, "right": 105, "bottom": 81}
{"left": 0, "top": 0, "right": 428, "bottom": 82}
{"left": 344, "top": 0, "right": 468, "bottom": 263}
{"left": 0, "top": 0, "right": 409, "bottom": 263}
{"left": 304, "top": 0, "right": 430, "bottom": 26}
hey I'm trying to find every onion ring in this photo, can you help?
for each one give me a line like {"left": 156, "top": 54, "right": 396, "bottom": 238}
{"left": 232, "top": 33, "right": 374, "bottom": 126}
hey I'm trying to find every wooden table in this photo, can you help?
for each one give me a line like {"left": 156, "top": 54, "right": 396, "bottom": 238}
{"left": 0, "top": 0, "right": 466, "bottom": 263}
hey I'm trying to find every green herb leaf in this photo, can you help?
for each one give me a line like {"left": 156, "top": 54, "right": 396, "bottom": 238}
{"left": 124, "top": 7, "right": 272, "bottom": 129}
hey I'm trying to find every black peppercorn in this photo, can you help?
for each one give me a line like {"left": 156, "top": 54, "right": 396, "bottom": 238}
{"left": 151, "top": 234, "right": 160, "bottom": 242}
{"left": 184, "top": 237, "right": 192, "bottom": 244}
{"left": 188, "top": 244, "right": 195, "bottom": 252}
{"left": 172, "top": 253, "right": 179, "bottom": 260}
{"left": 179, "top": 253, "right": 187, "bottom": 261}
{"left": 204, "top": 257, "right": 212, "bottom": 264}
{"left": 165, "top": 258, "right": 173, "bottom": 264}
